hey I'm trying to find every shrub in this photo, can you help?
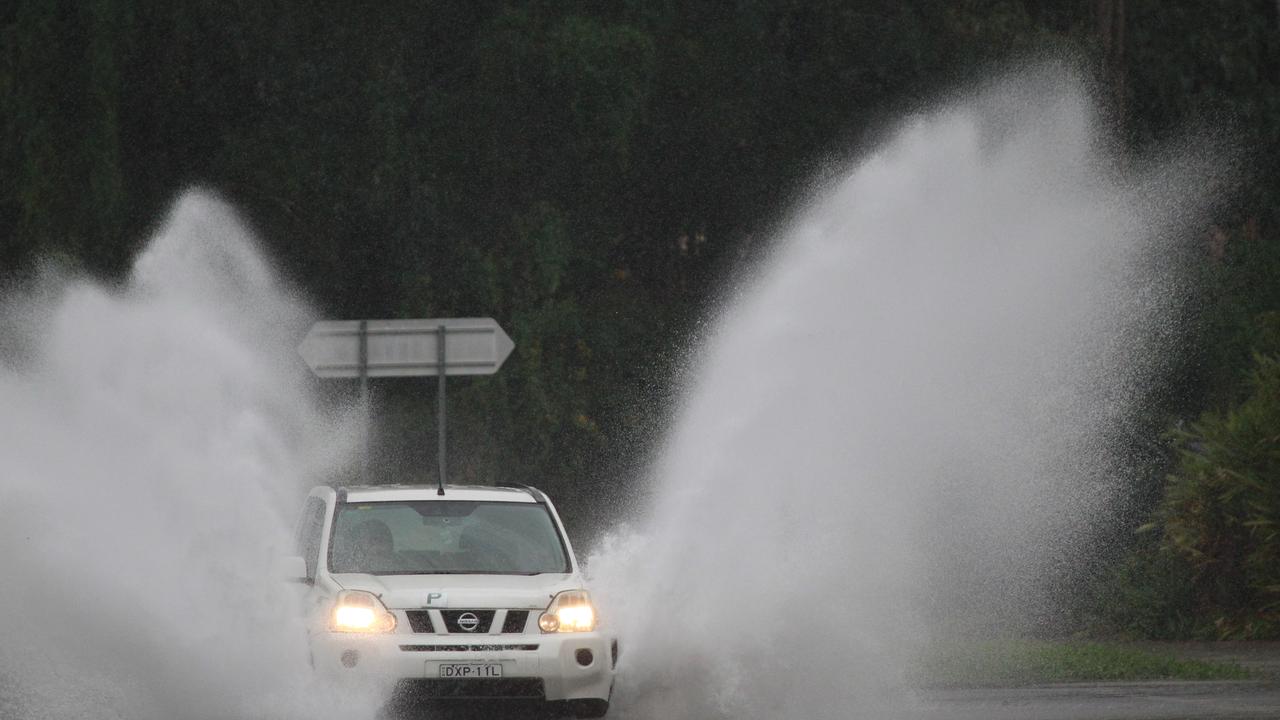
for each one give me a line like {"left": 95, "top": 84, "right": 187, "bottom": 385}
{"left": 1154, "top": 353, "right": 1280, "bottom": 638}
{"left": 1087, "top": 537, "right": 1202, "bottom": 640}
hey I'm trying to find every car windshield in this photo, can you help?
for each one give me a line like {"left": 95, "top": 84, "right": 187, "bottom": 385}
{"left": 328, "top": 500, "right": 570, "bottom": 575}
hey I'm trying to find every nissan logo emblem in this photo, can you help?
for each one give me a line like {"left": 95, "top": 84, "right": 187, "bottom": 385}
{"left": 457, "top": 612, "right": 480, "bottom": 632}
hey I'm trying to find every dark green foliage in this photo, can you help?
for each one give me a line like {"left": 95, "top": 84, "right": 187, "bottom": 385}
{"left": 1152, "top": 353, "right": 1280, "bottom": 637}
{"left": 1086, "top": 537, "right": 1203, "bottom": 640}
{"left": 1093, "top": 348, "right": 1280, "bottom": 640}
{"left": 5, "top": 2, "right": 1280, "bottom": 579}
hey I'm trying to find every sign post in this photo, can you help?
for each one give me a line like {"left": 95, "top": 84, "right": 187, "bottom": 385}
{"left": 358, "top": 320, "right": 369, "bottom": 479}
{"left": 435, "top": 323, "right": 446, "bottom": 495}
{"left": 299, "top": 318, "right": 515, "bottom": 494}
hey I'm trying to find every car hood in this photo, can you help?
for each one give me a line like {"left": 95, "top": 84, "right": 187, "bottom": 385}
{"left": 331, "top": 572, "right": 581, "bottom": 610}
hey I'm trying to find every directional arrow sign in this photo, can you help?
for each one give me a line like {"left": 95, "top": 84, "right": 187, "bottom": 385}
{"left": 298, "top": 318, "right": 515, "bottom": 378}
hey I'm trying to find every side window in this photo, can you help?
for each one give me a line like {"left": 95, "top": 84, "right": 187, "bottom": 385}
{"left": 295, "top": 497, "right": 327, "bottom": 580}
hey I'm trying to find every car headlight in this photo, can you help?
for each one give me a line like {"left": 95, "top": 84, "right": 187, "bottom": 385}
{"left": 538, "top": 589, "right": 597, "bottom": 633}
{"left": 330, "top": 590, "right": 396, "bottom": 633}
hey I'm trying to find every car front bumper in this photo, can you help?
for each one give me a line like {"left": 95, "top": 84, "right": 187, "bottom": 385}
{"left": 311, "top": 629, "right": 616, "bottom": 702}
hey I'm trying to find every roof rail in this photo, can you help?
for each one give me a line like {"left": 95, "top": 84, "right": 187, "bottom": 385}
{"left": 517, "top": 485, "right": 549, "bottom": 504}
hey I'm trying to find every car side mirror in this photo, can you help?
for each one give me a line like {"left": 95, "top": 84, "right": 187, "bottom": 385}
{"left": 276, "top": 555, "right": 310, "bottom": 584}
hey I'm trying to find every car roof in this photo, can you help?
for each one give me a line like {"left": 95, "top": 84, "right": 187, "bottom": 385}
{"left": 338, "top": 484, "right": 540, "bottom": 504}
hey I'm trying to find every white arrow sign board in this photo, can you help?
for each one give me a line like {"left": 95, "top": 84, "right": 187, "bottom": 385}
{"left": 298, "top": 318, "right": 515, "bottom": 378}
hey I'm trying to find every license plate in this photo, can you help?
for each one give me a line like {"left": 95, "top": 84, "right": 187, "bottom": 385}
{"left": 439, "top": 663, "right": 503, "bottom": 678}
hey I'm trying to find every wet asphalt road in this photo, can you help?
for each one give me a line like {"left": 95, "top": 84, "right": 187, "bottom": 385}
{"left": 384, "top": 642, "right": 1280, "bottom": 720}
{"left": 386, "top": 682, "right": 1280, "bottom": 720}
{"left": 920, "top": 681, "right": 1280, "bottom": 720}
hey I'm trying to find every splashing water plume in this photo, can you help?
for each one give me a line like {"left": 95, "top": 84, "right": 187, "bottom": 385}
{"left": 0, "top": 70, "right": 1218, "bottom": 720}
{"left": 591, "top": 70, "right": 1216, "bottom": 719}
{"left": 0, "top": 192, "right": 374, "bottom": 719}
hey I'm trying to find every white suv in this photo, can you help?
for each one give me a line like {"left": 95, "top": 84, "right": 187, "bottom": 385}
{"left": 286, "top": 484, "right": 616, "bottom": 717}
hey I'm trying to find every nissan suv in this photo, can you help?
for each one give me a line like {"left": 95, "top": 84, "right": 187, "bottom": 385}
{"left": 284, "top": 484, "right": 616, "bottom": 717}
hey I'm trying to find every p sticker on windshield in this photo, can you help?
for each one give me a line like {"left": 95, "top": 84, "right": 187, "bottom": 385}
{"left": 423, "top": 592, "right": 447, "bottom": 607}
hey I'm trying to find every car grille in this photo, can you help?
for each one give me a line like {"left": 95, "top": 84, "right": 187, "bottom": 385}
{"left": 401, "top": 609, "right": 534, "bottom": 634}
{"left": 441, "top": 609, "right": 496, "bottom": 634}
{"left": 405, "top": 610, "right": 434, "bottom": 633}
{"left": 501, "top": 610, "right": 529, "bottom": 633}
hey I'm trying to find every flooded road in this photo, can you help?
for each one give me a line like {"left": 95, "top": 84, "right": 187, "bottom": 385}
{"left": 922, "top": 681, "right": 1280, "bottom": 720}
{"left": 370, "top": 682, "right": 1280, "bottom": 720}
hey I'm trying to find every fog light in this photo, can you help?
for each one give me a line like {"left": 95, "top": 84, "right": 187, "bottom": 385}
{"left": 341, "top": 649, "right": 359, "bottom": 668}
{"left": 575, "top": 648, "right": 594, "bottom": 667}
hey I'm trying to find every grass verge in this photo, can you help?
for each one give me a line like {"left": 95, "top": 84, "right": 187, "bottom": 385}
{"left": 916, "top": 640, "right": 1252, "bottom": 687}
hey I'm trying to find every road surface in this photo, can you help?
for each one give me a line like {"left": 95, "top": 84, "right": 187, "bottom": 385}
{"left": 921, "top": 681, "right": 1280, "bottom": 720}
{"left": 387, "top": 682, "right": 1280, "bottom": 720}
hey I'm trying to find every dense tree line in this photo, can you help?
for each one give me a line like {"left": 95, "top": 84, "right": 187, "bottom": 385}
{"left": 4, "top": 1, "right": 1280, "bottom": 635}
